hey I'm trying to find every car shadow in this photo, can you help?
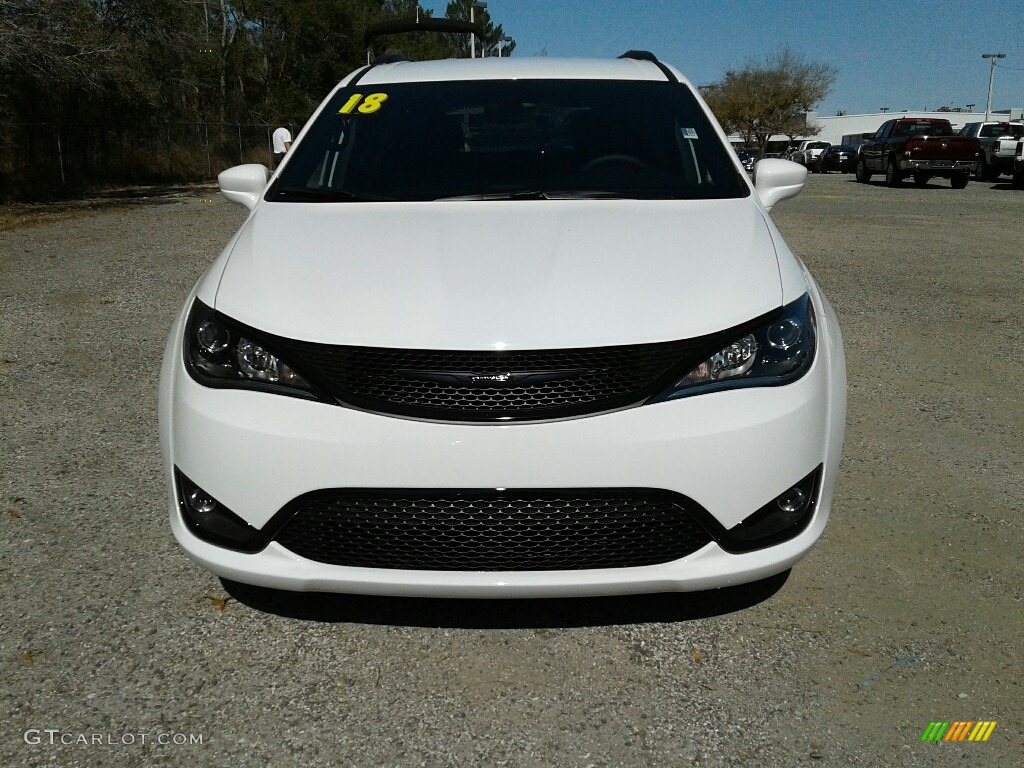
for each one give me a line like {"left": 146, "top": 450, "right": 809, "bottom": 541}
{"left": 842, "top": 177, "right": 960, "bottom": 189}
{"left": 221, "top": 570, "right": 790, "bottom": 628}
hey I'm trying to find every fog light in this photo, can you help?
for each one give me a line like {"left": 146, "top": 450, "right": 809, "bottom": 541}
{"left": 188, "top": 489, "right": 218, "bottom": 514}
{"left": 176, "top": 471, "right": 266, "bottom": 552}
{"left": 720, "top": 466, "right": 822, "bottom": 552}
{"left": 776, "top": 487, "right": 806, "bottom": 513}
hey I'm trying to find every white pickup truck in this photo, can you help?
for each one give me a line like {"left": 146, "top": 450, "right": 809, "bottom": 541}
{"left": 958, "top": 121, "right": 1024, "bottom": 181}
{"left": 1013, "top": 140, "right": 1024, "bottom": 188}
{"left": 788, "top": 140, "right": 830, "bottom": 169}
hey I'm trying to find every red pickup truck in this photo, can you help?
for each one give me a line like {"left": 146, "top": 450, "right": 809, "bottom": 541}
{"left": 855, "top": 118, "right": 980, "bottom": 188}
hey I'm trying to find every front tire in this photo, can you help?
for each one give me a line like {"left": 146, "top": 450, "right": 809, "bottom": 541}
{"left": 951, "top": 172, "right": 969, "bottom": 189}
{"left": 885, "top": 157, "right": 902, "bottom": 187}
{"left": 855, "top": 158, "right": 872, "bottom": 183}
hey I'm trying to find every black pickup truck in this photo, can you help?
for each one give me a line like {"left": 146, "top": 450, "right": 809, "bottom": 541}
{"left": 855, "top": 118, "right": 980, "bottom": 188}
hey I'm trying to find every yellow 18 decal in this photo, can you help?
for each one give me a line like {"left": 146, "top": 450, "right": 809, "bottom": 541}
{"left": 338, "top": 93, "right": 389, "bottom": 115}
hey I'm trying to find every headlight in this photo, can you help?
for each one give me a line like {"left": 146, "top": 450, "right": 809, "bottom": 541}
{"left": 184, "top": 300, "right": 318, "bottom": 398}
{"left": 652, "top": 294, "right": 815, "bottom": 401}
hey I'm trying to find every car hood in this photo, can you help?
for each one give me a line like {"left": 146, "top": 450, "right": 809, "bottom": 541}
{"left": 213, "top": 199, "right": 783, "bottom": 349}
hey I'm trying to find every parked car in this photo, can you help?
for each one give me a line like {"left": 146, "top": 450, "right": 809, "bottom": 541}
{"left": 856, "top": 118, "right": 979, "bottom": 188}
{"left": 797, "top": 141, "right": 831, "bottom": 169}
{"left": 958, "top": 121, "right": 1024, "bottom": 181}
{"left": 783, "top": 145, "right": 805, "bottom": 164}
{"left": 784, "top": 140, "right": 829, "bottom": 167}
{"left": 735, "top": 148, "right": 757, "bottom": 171}
{"left": 815, "top": 144, "right": 857, "bottom": 173}
{"left": 160, "top": 31, "right": 846, "bottom": 598}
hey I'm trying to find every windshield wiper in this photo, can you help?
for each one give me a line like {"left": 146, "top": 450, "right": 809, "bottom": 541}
{"left": 434, "top": 190, "right": 634, "bottom": 201}
{"left": 433, "top": 190, "right": 551, "bottom": 201}
{"left": 541, "top": 190, "right": 627, "bottom": 199}
{"left": 272, "top": 187, "right": 393, "bottom": 202}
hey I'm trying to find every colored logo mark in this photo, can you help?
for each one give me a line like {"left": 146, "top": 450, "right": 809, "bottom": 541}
{"left": 920, "top": 721, "right": 997, "bottom": 742}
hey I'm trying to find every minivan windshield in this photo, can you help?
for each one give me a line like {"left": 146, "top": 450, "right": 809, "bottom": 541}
{"left": 268, "top": 79, "right": 748, "bottom": 202}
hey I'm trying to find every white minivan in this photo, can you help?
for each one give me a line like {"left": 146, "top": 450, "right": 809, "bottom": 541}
{"left": 160, "top": 39, "right": 846, "bottom": 598}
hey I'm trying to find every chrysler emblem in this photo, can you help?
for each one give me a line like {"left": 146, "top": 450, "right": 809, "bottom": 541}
{"left": 397, "top": 369, "right": 586, "bottom": 386}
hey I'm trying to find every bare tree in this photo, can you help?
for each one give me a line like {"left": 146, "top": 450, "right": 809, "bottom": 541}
{"left": 0, "top": 0, "right": 116, "bottom": 95}
{"left": 702, "top": 48, "right": 836, "bottom": 156}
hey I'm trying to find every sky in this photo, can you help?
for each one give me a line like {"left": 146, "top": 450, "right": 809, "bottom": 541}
{"left": 420, "top": 0, "right": 1024, "bottom": 117}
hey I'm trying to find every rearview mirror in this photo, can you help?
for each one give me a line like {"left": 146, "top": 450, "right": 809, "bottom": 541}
{"left": 218, "top": 164, "right": 269, "bottom": 210}
{"left": 754, "top": 159, "right": 807, "bottom": 212}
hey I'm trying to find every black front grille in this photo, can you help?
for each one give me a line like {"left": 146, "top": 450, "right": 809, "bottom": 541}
{"left": 272, "top": 490, "right": 714, "bottom": 571}
{"left": 281, "top": 338, "right": 718, "bottom": 421}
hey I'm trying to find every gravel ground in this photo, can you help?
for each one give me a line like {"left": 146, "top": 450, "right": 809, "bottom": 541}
{"left": 1, "top": 174, "right": 1022, "bottom": 767}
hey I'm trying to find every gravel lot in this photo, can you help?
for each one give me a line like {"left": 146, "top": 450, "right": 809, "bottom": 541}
{"left": 2, "top": 173, "right": 1022, "bottom": 767}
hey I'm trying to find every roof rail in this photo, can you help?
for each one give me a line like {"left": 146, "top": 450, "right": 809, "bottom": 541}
{"left": 618, "top": 50, "right": 677, "bottom": 83}
{"left": 364, "top": 18, "right": 484, "bottom": 64}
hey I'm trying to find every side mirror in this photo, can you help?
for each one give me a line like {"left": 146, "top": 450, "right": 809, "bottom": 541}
{"left": 754, "top": 159, "right": 807, "bottom": 212}
{"left": 218, "top": 164, "right": 269, "bottom": 210}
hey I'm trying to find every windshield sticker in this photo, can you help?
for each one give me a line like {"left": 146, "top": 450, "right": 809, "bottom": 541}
{"left": 338, "top": 93, "right": 389, "bottom": 115}
{"left": 681, "top": 127, "right": 699, "bottom": 140}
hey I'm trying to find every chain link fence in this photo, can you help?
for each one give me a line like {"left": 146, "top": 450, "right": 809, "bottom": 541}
{"left": 0, "top": 121, "right": 298, "bottom": 200}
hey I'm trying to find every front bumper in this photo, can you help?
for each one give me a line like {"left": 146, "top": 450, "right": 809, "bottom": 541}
{"left": 159, "top": 297, "right": 846, "bottom": 598}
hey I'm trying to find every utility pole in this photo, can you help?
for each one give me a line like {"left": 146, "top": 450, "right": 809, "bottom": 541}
{"left": 470, "top": 2, "right": 487, "bottom": 58}
{"left": 981, "top": 53, "right": 1006, "bottom": 121}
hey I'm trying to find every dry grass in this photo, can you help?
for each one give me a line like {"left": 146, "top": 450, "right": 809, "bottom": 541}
{"left": 1, "top": 140, "right": 267, "bottom": 204}
{"left": 0, "top": 181, "right": 219, "bottom": 231}
{"left": 0, "top": 205, "right": 98, "bottom": 232}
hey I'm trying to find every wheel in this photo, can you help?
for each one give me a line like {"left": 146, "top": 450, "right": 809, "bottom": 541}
{"left": 855, "top": 158, "right": 872, "bottom": 183}
{"left": 1013, "top": 171, "right": 1024, "bottom": 189}
{"left": 885, "top": 157, "right": 902, "bottom": 187}
{"left": 580, "top": 154, "right": 647, "bottom": 172}
{"left": 951, "top": 172, "right": 969, "bottom": 189}
{"left": 978, "top": 154, "right": 1001, "bottom": 182}
{"left": 913, "top": 173, "right": 931, "bottom": 187}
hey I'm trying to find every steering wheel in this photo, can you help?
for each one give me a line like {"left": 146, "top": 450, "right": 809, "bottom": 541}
{"left": 580, "top": 154, "right": 648, "bottom": 172}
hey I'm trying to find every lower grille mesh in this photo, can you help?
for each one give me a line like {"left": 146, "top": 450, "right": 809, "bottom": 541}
{"left": 273, "top": 491, "right": 713, "bottom": 571}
